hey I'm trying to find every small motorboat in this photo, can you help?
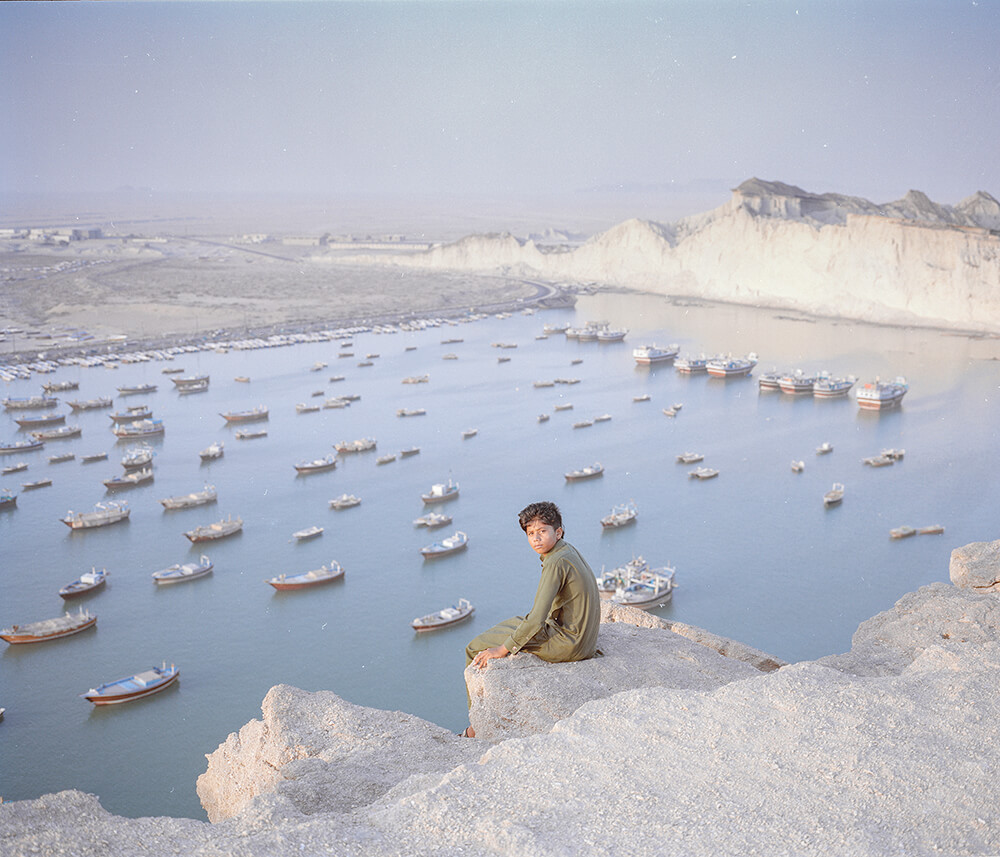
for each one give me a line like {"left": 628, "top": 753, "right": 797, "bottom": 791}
{"left": 420, "top": 530, "right": 469, "bottom": 558}
{"left": 564, "top": 463, "right": 603, "bottom": 481}
{"left": 823, "top": 483, "right": 845, "bottom": 507}
{"left": 292, "top": 525, "right": 324, "bottom": 541}
{"left": 329, "top": 494, "right": 361, "bottom": 510}
{"left": 421, "top": 479, "right": 459, "bottom": 503}
{"left": 152, "top": 555, "right": 213, "bottom": 584}
{"left": 81, "top": 663, "right": 179, "bottom": 705}
{"left": 411, "top": 598, "right": 474, "bottom": 631}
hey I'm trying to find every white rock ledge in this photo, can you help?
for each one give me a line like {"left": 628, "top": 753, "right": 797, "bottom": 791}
{"left": 3, "top": 556, "right": 1000, "bottom": 856}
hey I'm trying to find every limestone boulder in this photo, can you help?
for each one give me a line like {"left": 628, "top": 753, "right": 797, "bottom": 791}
{"left": 465, "top": 619, "right": 762, "bottom": 742}
{"left": 949, "top": 538, "right": 1000, "bottom": 591}
{"left": 196, "top": 684, "right": 485, "bottom": 823}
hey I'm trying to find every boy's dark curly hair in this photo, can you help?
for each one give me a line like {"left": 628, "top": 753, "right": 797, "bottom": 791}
{"left": 518, "top": 501, "right": 563, "bottom": 534}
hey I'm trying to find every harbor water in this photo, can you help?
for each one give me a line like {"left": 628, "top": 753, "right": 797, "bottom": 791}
{"left": 1, "top": 292, "right": 999, "bottom": 820}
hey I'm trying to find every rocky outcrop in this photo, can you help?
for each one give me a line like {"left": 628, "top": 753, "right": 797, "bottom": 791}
{"left": 949, "top": 538, "right": 1000, "bottom": 592}
{"left": 336, "top": 179, "right": 1000, "bottom": 332}
{"left": 4, "top": 554, "right": 1000, "bottom": 856}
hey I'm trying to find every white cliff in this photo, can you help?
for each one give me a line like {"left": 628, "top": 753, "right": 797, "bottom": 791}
{"left": 335, "top": 179, "right": 1000, "bottom": 332}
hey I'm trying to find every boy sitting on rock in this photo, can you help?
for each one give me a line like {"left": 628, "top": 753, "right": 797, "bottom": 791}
{"left": 462, "top": 500, "right": 600, "bottom": 737}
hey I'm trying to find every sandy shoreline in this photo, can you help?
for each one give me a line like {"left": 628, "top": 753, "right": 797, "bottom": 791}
{"left": 0, "top": 237, "right": 561, "bottom": 361}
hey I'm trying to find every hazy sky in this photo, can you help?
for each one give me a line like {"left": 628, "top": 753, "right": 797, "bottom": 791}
{"left": 2, "top": 0, "right": 998, "bottom": 205}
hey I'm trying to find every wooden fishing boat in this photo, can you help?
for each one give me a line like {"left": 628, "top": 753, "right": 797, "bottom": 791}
{"left": 151, "top": 554, "right": 213, "bottom": 584}
{"left": 171, "top": 374, "right": 209, "bottom": 389}
{"left": 1, "top": 608, "right": 96, "bottom": 644}
{"left": 21, "top": 478, "right": 52, "bottom": 489}
{"left": 31, "top": 425, "right": 81, "bottom": 441}
{"left": 80, "top": 452, "right": 108, "bottom": 463}
{"left": 81, "top": 663, "right": 179, "bottom": 705}
{"left": 220, "top": 405, "right": 268, "bottom": 422}
{"left": 14, "top": 413, "right": 66, "bottom": 428}
{"left": 108, "top": 405, "right": 152, "bottom": 423}
{"left": 59, "top": 567, "right": 109, "bottom": 598}
{"left": 420, "top": 530, "right": 468, "bottom": 557}
{"left": 160, "top": 485, "right": 217, "bottom": 510}
{"left": 177, "top": 379, "right": 209, "bottom": 394}
{"left": 68, "top": 397, "right": 113, "bottom": 411}
{"left": 292, "top": 525, "right": 323, "bottom": 541}
{"left": 295, "top": 454, "right": 337, "bottom": 473}
{"left": 265, "top": 560, "right": 345, "bottom": 590}
{"left": 3, "top": 395, "right": 59, "bottom": 410}
{"left": 2, "top": 462, "right": 28, "bottom": 474}
{"left": 329, "top": 493, "right": 361, "bottom": 510}
{"left": 411, "top": 598, "right": 474, "bottom": 631}
{"left": 1, "top": 439, "right": 44, "bottom": 454}
{"left": 103, "top": 468, "right": 153, "bottom": 490}
{"left": 116, "top": 383, "right": 157, "bottom": 396}
{"left": 184, "top": 515, "right": 242, "bottom": 542}
{"left": 61, "top": 501, "right": 130, "bottom": 529}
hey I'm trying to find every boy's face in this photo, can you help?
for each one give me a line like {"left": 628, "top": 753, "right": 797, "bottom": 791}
{"left": 525, "top": 518, "right": 562, "bottom": 556}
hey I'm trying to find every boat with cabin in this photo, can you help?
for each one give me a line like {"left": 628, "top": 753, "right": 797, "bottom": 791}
{"left": 675, "top": 354, "right": 709, "bottom": 374}
{"left": 596, "top": 556, "right": 650, "bottom": 599}
{"left": 610, "top": 567, "right": 676, "bottom": 609}
{"left": 420, "top": 530, "right": 469, "bottom": 557}
{"left": 890, "top": 526, "right": 917, "bottom": 539}
{"left": 22, "top": 478, "right": 52, "bottom": 489}
{"left": 335, "top": 438, "right": 377, "bottom": 453}
{"left": 103, "top": 468, "right": 153, "bottom": 490}
{"left": 220, "top": 405, "right": 269, "bottom": 423}
{"left": 601, "top": 500, "right": 638, "bottom": 528}
{"left": 778, "top": 370, "right": 816, "bottom": 394}
{"left": 116, "top": 383, "right": 157, "bottom": 396}
{"left": 41, "top": 380, "right": 78, "bottom": 393}
{"left": 676, "top": 452, "right": 704, "bottom": 464}
{"left": 632, "top": 344, "right": 679, "bottom": 364}
{"left": 112, "top": 419, "right": 165, "bottom": 439}
{"left": 2, "top": 462, "right": 28, "bottom": 474}
{"left": 81, "top": 452, "right": 108, "bottom": 463}
{"left": 292, "top": 525, "right": 323, "bottom": 541}
{"left": 68, "top": 396, "right": 113, "bottom": 411}
{"left": 689, "top": 466, "right": 719, "bottom": 480}
{"left": 3, "top": 395, "right": 59, "bottom": 410}
{"left": 199, "top": 441, "right": 224, "bottom": 460}
{"left": 160, "top": 485, "right": 217, "bottom": 510}
{"left": 823, "top": 483, "right": 845, "bottom": 507}
{"left": 171, "top": 374, "right": 209, "bottom": 389}
{"left": 329, "top": 494, "right": 361, "bottom": 510}
{"left": 295, "top": 454, "right": 338, "bottom": 474}
{"left": 1, "top": 488, "right": 17, "bottom": 509}
{"left": 61, "top": 501, "right": 130, "bottom": 529}
{"left": 812, "top": 373, "right": 856, "bottom": 398}
{"left": 59, "top": 567, "right": 109, "bottom": 599}
{"left": 422, "top": 479, "right": 460, "bottom": 503}
{"left": 122, "top": 444, "right": 154, "bottom": 470}
{"left": 266, "top": 560, "right": 344, "bottom": 591}
{"left": 397, "top": 408, "right": 426, "bottom": 417}
{"left": 184, "top": 516, "right": 242, "bottom": 542}
{"left": 81, "top": 663, "right": 179, "bottom": 705}
{"left": 31, "top": 425, "right": 81, "bottom": 441}
{"left": 413, "top": 511, "right": 452, "bottom": 528}
{"left": 1, "top": 439, "right": 44, "bottom": 454}
{"left": 152, "top": 555, "right": 214, "bottom": 584}
{"left": 14, "top": 412, "right": 66, "bottom": 428}
{"left": 234, "top": 428, "right": 267, "bottom": 440}
{"left": 706, "top": 353, "right": 758, "bottom": 377}
{"left": 109, "top": 405, "right": 152, "bottom": 423}
{"left": 565, "top": 462, "right": 604, "bottom": 481}
{"left": 1, "top": 607, "right": 97, "bottom": 644}
{"left": 178, "top": 379, "right": 209, "bottom": 394}
{"left": 856, "top": 377, "right": 908, "bottom": 410}
{"left": 411, "top": 598, "right": 475, "bottom": 631}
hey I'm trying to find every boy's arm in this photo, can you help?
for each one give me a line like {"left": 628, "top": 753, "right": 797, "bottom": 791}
{"left": 500, "top": 560, "right": 564, "bottom": 654}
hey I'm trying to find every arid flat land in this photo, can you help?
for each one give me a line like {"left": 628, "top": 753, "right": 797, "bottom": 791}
{"left": 0, "top": 236, "right": 536, "bottom": 354}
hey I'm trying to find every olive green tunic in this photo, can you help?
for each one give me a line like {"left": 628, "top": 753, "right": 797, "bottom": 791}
{"left": 465, "top": 538, "right": 601, "bottom": 667}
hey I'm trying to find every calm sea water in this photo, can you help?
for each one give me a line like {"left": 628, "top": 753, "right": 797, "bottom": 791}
{"left": 2, "top": 293, "right": 999, "bottom": 820}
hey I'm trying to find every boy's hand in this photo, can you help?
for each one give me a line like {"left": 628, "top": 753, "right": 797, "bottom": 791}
{"left": 472, "top": 645, "right": 509, "bottom": 668}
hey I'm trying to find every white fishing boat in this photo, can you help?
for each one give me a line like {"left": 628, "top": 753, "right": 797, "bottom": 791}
{"left": 61, "top": 501, "right": 130, "bottom": 529}
{"left": 706, "top": 353, "right": 758, "bottom": 377}
{"left": 601, "top": 500, "right": 638, "bottom": 528}
{"left": 1, "top": 439, "right": 44, "bottom": 454}
{"left": 890, "top": 526, "right": 917, "bottom": 539}
{"left": 3, "top": 462, "right": 28, "bottom": 474}
{"left": 103, "top": 468, "right": 153, "bottom": 490}
{"left": 296, "top": 403, "right": 320, "bottom": 413}
{"left": 15, "top": 412, "right": 65, "bottom": 428}
{"left": 121, "top": 444, "right": 154, "bottom": 470}
{"left": 411, "top": 598, "right": 474, "bottom": 631}
{"left": 177, "top": 379, "right": 209, "bottom": 394}
{"left": 632, "top": 344, "right": 679, "bottom": 364}
{"left": 422, "top": 479, "right": 459, "bottom": 503}
{"left": 461, "top": 428, "right": 478, "bottom": 438}
{"left": 108, "top": 405, "right": 152, "bottom": 423}
{"left": 266, "top": 560, "right": 345, "bottom": 590}
{"left": 335, "top": 438, "right": 376, "bottom": 453}
{"left": 117, "top": 383, "right": 157, "bottom": 396}
{"left": 21, "top": 478, "right": 52, "bottom": 489}
{"left": 220, "top": 405, "right": 268, "bottom": 422}
{"left": 80, "top": 452, "right": 108, "bottom": 463}
{"left": 420, "top": 530, "right": 468, "bottom": 557}
{"left": 791, "top": 460, "right": 805, "bottom": 473}
{"left": 856, "top": 376, "right": 908, "bottom": 410}
{"left": 397, "top": 408, "right": 426, "bottom": 417}
{"left": 816, "top": 442, "right": 833, "bottom": 455}
{"left": 292, "top": 525, "right": 324, "bottom": 541}
{"left": 812, "top": 373, "right": 856, "bottom": 398}
{"left": 537, "top": 413, "right": 550, "bottom": 422}
{"left": 3, "top": 395, "right": 59, "bottom": 410}
{"left": 413, "top": 511, "right": 452, "bottom": 528}
{"left": 81, "top": 663, "right": 179, "bottom": 705}
{"left": 610, "top": 567, "right": 676, "bottom": 609}
{"left": 31, "top": 425, "right": 81, "bottom": 441}
{"left": 295, "top": 454, "right": 338, "bottom": 473}
{"left": 881, "top": 448, "right": 906, "bottom": 461}
{"left": 597, "top": 327, "right": 628, "bottom": 342}
{"left": 778, "top": 370, "right": 816, "bottom": 395}
{"left": 152, "top": 554, "right": 214, "bottom": 584}
{"left": 376, "top": 453, "right": 397, "bottom": 465}
{"left": 329, "top": 494, "right": 361, "bottom": 510}
{"left": 185, "top": 515, "right": 242, "bottom": 542}
{"left": 632, "top": 393, "right": 651, "bottom": 402}
{"left": 675, "top": 354, "right": 709, "bottom": 374}
{"left": 573, "top": 420, "right": 593, "bottom": 429}
{"left": 68, "top": 397, "right": 113, "bottom": 411}
{"left": 400, "top": 446, "right": 420, "bottom": 457}
{"left": 688, "top": 466, "right": 719, "bottom": 480}
{"left": 112, "top": 419, "right": 164, "bottom": 439}
{"left": 823, "top": 482, "right": 845, "bottom": 507}
{"left": 595, "top": 555, "right": 651, "bottom": 599}
{"left": 234, "top": 428, "right": 267, "bottom": 440}
{"left": 171, "top": 374, "right": 209, "bottom": 389}
{"left": 160, "top": 485, "right": 217, "bottom": 510}
{"left": 48, "top": 453, "right": 75, "bottom": 464}
{"left": 862, "top": 454, "right": 894, "bottom": 467}
{"left": 59, "top": 567, "right": 109, "bottom": 599}
{"left": 565, "top": 462, "right": 604, "bottom": 481}
{"left": 199, "top": 441, "right": 224, "bottom": 460}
